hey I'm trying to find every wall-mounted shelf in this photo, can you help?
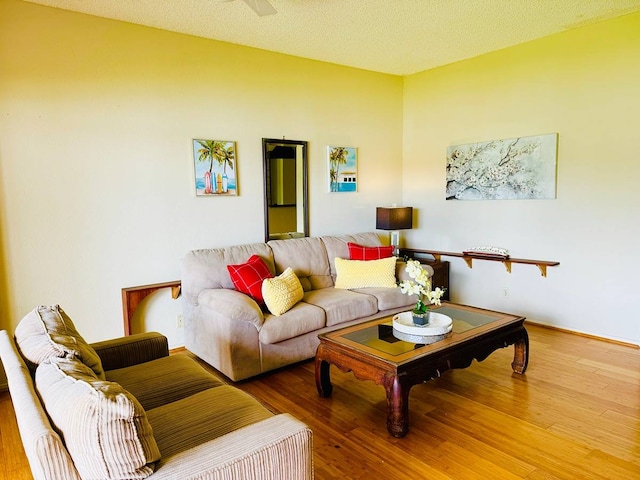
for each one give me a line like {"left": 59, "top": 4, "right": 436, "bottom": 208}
{"left": 121, "top": 281, "right": 181, "bottom": 336}
{"left": 399, "top": 248, "right": 559, "bottom": 277}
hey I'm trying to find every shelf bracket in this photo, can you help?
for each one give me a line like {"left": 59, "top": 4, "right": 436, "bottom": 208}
{"left": 122, "top": 281, "right": 181, "bottom": 336}
{"left": 463, "top": 256, "right": 473, "bottom": 269}
{"left": 537, "top": 264, "right": 548, "bottom": 277}
{"left": 503, "top": 260, "right": 512, "bottom": 273}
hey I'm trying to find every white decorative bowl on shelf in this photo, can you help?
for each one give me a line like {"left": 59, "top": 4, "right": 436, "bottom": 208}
{"left": 392, "top": 311, "right": 453, "bottom": 336}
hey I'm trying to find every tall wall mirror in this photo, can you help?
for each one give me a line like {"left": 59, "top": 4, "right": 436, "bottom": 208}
{"left": 262, "top": 138, "right": 309, "bottom": 242}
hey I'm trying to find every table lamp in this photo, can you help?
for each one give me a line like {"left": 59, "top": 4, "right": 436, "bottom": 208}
{"left": 376, "top": 206, "right": 413, "bottom": 255}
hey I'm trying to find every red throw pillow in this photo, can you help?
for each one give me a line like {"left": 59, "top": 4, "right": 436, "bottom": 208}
{"left": 347, "top": 242, "right": 394, "bottom": 261}
{"left": 227, "top": 255, "right": 273, "bottom": 306}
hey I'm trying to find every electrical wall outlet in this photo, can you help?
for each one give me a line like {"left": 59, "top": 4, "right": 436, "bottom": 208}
{"left": 176, "top": 314, "right": 184, "bottom": 328}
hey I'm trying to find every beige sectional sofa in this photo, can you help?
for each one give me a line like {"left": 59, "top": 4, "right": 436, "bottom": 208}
{"left": 0, "top": 305, "right": 313, "bottom": 480}
{"left": 181, "top": 232, "right": 433, "bottom": 381}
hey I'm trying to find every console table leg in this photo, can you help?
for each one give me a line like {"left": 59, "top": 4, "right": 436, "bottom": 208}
{"left": 384, "top": 374, "right": 410, "bottom": 437}
{"left": 315, "top": 356, "right": 333, "bottom": 397}
{"left": 511, "top": 327, "right": 529, "bottom": 374}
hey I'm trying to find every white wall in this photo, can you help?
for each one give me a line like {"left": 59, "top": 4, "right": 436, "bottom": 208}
{"left": 0, "top": 0, "right": 403, "bottom": 341}
{"left": 403, "top": 12, "right": 640, "bottom": 345}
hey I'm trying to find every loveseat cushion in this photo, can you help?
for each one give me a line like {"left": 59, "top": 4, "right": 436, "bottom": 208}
{"left": 303, "top": 287, "right": 377, "bottom": 327}
{"left": 35, "top": 357, "right": 160, "bottom": 480}
{"left": 259, "top": 302, "right": 326, "bottom": 344}
{"left": 146, "top": 386, "right": 273, "bottom": 460}
{"left": 105, "top": 354, "right": 224, "bottom": 410}
{"left": 14, "top": 305, "right": 105, "bottom": 379}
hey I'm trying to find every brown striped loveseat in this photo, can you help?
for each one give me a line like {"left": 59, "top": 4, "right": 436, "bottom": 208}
{"left": 0, "top": 305, "right": 313, "bottom": 480}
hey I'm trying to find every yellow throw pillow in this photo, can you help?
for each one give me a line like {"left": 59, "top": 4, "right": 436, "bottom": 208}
{"left": 262, "top": 267, "right": 304, "bottom": 316}
{"left": 334, "top": 256, "right": 397, "bottom": 289}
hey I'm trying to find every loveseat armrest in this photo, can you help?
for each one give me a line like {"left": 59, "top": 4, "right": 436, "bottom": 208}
{"left": 91, "top": 332, "right": 169, "bottom": 371}
{"left": 150, "top": 414, "right": 313, "bottom": 480}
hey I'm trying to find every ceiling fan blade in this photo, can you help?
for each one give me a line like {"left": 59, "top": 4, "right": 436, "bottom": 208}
{"left": 241, "top": 0, "right": 277, "bottom": 16}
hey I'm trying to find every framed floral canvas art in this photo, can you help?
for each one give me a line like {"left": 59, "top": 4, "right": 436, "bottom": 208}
{"left": 193, "top": 139, "right": 237, "bottom": 196}
{"left": 446, "top": 133, "right": 558, "bottom": 200}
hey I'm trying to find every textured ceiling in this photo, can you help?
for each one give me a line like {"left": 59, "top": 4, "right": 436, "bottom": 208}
{"left": 24, "top": 0, "right": 640, "bottom": 75}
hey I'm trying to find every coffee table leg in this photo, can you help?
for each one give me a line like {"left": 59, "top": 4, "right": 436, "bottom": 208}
{"left": 315, "top": 356, "right": 333, "bottom": 397}
{"left": 384, "top": 374, "right": 410, "bottom": 437}
{"left": 511, "top": 327, "right": 529, "bottom": 374}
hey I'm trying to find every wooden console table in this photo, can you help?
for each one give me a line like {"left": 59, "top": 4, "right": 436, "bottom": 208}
{"left": 121, "top": 281, "right": 181, "bottom": 335}
{"left": 400, "top": 248, "right": 559, "bottom": 277}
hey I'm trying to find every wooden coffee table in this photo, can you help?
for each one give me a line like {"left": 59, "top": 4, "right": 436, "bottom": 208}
{"left": 315, "top": 302, "right": 528, "bottom": 437}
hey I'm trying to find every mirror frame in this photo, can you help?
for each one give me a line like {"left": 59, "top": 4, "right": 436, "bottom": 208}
{"left": 262, "top": 138, "right": 309, "bottom": 242}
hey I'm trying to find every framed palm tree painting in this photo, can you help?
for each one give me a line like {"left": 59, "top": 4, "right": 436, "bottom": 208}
{"left": 193, "top": 139, "right": 238, "bottom": 196}
{"left": 328, "top": 146, "right": 357, "bottom": 192}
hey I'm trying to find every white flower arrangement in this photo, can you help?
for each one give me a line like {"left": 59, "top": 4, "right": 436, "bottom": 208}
{"left": 398, "top": 259, "right": 445, "bottom": 314}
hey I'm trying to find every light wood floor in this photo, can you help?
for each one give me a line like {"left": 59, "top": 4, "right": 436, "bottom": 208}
{"left": 2, "top": 323, "right": 639, "bottom": 479}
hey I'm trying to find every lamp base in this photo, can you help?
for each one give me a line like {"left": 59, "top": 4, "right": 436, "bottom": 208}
{"left": 390, "top": 231, "right": 400, "bottom": 256}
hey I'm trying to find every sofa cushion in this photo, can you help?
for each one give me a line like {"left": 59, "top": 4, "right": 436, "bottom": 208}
{"left": 262, "top": 267, "right": 304, "bottom": 316}
{"left": 105, "top": 354, "right": 224, "bottom": 411}
{"left": 35, "top": 357, "right": 160, "bottom": 480}
{"left": 227, "top": 254, "right": 273, "bottom": 306}
{"left": 146, "top": 386, "right": 273, "bottom": 460}
{"left": 268, "top": 237, "right": 333, "bottom": 291}
{"left": 14, "top": 305, "right": 105, "bottom": 379}
{"left": 181, "top": 243, "right": 274, "bottom": 308}
{"left": 334, "top": 257, "right": 397, "bottom": 289}
{"left": 352, "top": 287, "right": 416, "bottom": 311}
{"left": 259, "top": 302, "right": 326, "bottom": 344}
{"left": 348, "top": 242, "right": 394, "bottom": 260}
{"left": 321, "top": 232, "right": 385, "bottom": 279}
{"left": 303, "top": 287, "right": 377, "bottom": 327}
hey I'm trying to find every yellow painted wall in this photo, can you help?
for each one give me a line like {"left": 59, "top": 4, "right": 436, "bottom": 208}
{"left": 2, "top": 0, "right": 638, "bottom": 347}
{"left": 403, "top": 12, "right": 640, "bottom": 344}
{"left": 0, "top": 0, "right": 403, "bottom": 342}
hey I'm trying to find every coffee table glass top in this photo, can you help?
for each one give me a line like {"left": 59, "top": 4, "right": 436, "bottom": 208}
{"left": 326, "top": 303, "right": 521, "bottom": 361}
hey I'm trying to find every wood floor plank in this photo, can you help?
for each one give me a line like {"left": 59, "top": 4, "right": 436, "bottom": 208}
{"left": 0, "top": 392, "right": 32, "bottom": 480}
{"left": 1, "top": 324, "right": 639, "bottom": 479}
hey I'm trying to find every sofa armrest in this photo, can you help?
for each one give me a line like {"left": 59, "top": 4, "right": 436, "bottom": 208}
{"left": 0, "top": 331, "right": 82, "bottom": 480}
{"left": 197, "top": 288, "right": 265, "bottom": 330}
{"left": 396, "top": 260, "right": 433, "bottom": 281}
{"left": 91, "top": 332, "right": 169, "bottom": 371}
{"left": 151, "top": 414, "right": 312, "bottom": 480}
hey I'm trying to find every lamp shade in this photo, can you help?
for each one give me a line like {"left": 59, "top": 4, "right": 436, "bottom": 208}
{"left": 376, "top": 207, "right": 413, "bottom": 230}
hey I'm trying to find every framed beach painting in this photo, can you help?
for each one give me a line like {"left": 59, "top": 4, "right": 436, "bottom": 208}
{"left": 328, "top": 146, "right": 357, "bottom": 193}
{"left": 193, "top": 139, "right": 238, "bottom": 196}
{"left": 446, "top": 133, "right": 558, "bottom": 200}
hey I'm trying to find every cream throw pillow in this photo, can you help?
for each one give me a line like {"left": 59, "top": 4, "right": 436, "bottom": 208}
{"left": 262, "top": 267, "right": 304, "bottom": 316}
{"left": 334, "top": 256, "right": 398, "bottom": 289}
{"left": 35, "top": 357, "right": 160, "bottom": 479}
{"left": 14, "top": 304, "right": 105, "bottom": 379}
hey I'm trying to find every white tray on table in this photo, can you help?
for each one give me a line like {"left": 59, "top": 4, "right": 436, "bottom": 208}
{"left": 392, "top": 311, "right": 453, "bottom": 336}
